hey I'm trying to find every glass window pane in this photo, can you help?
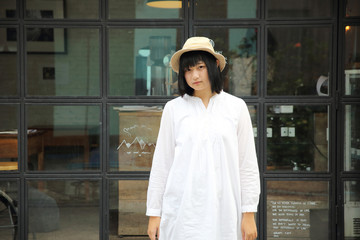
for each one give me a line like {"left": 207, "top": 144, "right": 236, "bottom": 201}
{"left": 266, "top": 105, "right": 328, "bottom": 172}
{"left": 27, "top": 180, "right": 99, "bottom": 239}
{"left": 346, "top": 0, "right": 360, "bottom": 17}
{"left": 109, "top": 180, "right": 148, "bottom": 238}
{"left": 344, "top": 25, "right": 360, "bottom": 96}
{"left": 109, "top": 105, "right": 162, "bottom": 172}
{"left": 344, "top": 105, "right": 360, "bottom": 171}
{"left": 0, "top": 104, "right": 19, "bottom": 171}
{"left": 194, "top": 0, "right": 257, "bottom": 19}
{"left": 108, "top": 28, "right": 181, "bottom": 96}
{"left": 0, "top": 27, "right": 18, "bottom": 96}
{"left": 267, "top": 27, "right": 331, "bottom": 96}
{"left": 26, "top": 0, "right": 99, "bottom": 19}
{"left": 267, "top": 0, "right": 331, "bottom": 18}
{"left": 267, "top": 180, "right": 329, "bottom": 239}
{"left": 196, "top": 28, "right": 258, "bottom": 96}
{"left": 26, "top": 27, "right": 100, "bottom": 96}
{"left": 248, "top": 105, "right": 259, "bottom": 154}
{"left": 248, "top": 105, "right": 257, "bottom": 138}
{"left": 108, "top": 0, "right": 182, "bottom": 19}
{"left": 344, "top": 181, "right": 360, "bottom": 239}
{"left": 247, "top": 105, "right": 259, "bottom": 152}
{"left": 0, "top": 0, "right": 17, "bottom": 19}
{"left": 27, "top": 105, "right": 100, "bottom": 171}
{"left": 0, "top": 180, "right": 18, "bottom": 240}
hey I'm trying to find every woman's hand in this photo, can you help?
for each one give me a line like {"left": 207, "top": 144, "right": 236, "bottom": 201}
{"left": 241, "top": 212, "right": 257, "bottom": 240}
{"left": 147, "top": 216, "right": 161, "bottom": 240}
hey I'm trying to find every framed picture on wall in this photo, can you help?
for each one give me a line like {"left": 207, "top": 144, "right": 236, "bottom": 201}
{"left": 43, "top": 67, "right": 55, "bottom": 80}
{"left": 0, "top": 27, "right": 17, "bottom": 52}
{"left": 0, "top": 0, "right": 66, "bottom": 53}
{"left": 26, "top": 27, "right": 66, "bottom": 53}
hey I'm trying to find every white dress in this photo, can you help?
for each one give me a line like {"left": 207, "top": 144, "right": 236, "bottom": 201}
{"left": 146, "top": 91, "right": 260, "bottom": 240}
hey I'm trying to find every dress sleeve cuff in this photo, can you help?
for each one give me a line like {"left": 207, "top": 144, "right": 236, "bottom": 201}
{"left": 146, "top": 208, "right": 161, "bottom": 217}
{"left": 241, "top": 205, "right": 258, "bottom": 213}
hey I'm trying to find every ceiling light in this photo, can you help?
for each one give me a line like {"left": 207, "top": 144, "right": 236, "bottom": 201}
{"left": 146, "top": 0, "right": 182, "bottom": 9}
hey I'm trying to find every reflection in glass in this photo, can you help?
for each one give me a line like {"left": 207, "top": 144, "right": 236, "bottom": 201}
{"left": 248, "top": 105, "right": 258, "bottom": 153}
{"left": 248, "top": 105, "right": 257, "bottom": 139}
{"left": 26, "top": 28, "right": 100, "bottom": 96}
{"left": 266, "top": 105, "right": 328, "bottom": 171}
{"left": 26, "top": 0, "right": 99, "bottom": 19}
{"left": 108, "top": 28, "right": 181, "bottom": 96}
{"left": 196, "top": 28, "right": 258, "bottom": 96}
{"left": 109, "top": 105, "right": 162, "bottom": 171}
{"left": 345, "top": 25, "right": 360, "bottom": 96}
{"left": 345, "top": 105, "right": 360, "bottom": 171}
{"left": 345, "top": 69, "right": 360, "bottom": 95}
{"left": 109, "top": 180, "right": 148, "bottom": 238}
{"left": 27, "top": 180, "right": 99, "bottom": 240}
{"left": 346, "top": 0, "right": 360, "bottom": 17}
{"left": 194, "top": 0, "right": 256, "bottom": 19}
{"left": 267, "top": 181, "right": 329, "bottom": 239}
{"left": 267, "top": 27, "right": 331, "bottom": 96}
{"left": 108, "top": 0, "right": 182, "bottom": 19}
{"left": 0, "top": 105, "right": 19, "bottom": 171}
{"left": 0, "top": 27, "right": 18, "bottom": 96}
{"left": 0, "top": 1, "right": 16, "bottom": 19}
{"left": 0, "top": 180, "right": 18, "bottom": 240}
{"left": 27, "top": 105, "right": 100, "bottom": 171}
{"left": 267, "top": 0, "right": 331, "bottom": 18}
{"left": 0, "top": 27, "right": 17, "bottom": 52}
{"left": 344, "top": 181, "right": 360, "bottom": 239}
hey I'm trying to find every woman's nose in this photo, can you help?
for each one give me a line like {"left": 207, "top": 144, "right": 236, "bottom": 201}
{"left": 192, "top": 70, "right": 199, "bottom": 78}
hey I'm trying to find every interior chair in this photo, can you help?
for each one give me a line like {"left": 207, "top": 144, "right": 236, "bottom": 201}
{"left": 0, "top": 190, "right": 18, "bottom": 240}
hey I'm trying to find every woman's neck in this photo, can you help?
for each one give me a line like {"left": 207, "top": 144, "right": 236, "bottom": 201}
{"left": 194, "top": 90, "right": 216, "bottom": 108}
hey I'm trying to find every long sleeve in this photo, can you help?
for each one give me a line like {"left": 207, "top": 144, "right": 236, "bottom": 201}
{"left": 146, "top": 102, "right": 175, "bottom": 216}
{"left": 237, "top": 101, "right": 260, "bottom": 213}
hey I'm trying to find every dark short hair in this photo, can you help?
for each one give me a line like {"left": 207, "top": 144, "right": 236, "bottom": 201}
{"left": 178, "top": 51, "right": 223, "bottom": 96}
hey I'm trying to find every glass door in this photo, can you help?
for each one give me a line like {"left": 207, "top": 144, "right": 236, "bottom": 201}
{"left": 341, "top": 1, "right": 360, "bottom": 239}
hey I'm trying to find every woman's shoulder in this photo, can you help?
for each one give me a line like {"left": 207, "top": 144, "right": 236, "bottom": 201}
{"left": 166, "top": 96, "right": 185, "bottom": 105}
{"left": 219, "top": 91, "right": 247, "bottom": 108}
{"left": 163, "top": 96, "right": 187, "bottom": 110}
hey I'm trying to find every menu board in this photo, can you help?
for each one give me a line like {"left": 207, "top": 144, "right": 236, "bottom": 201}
{"left": 114, "top": 107, "right": 162, "bottom": 171}
{"left": 267, "top": 200, "right": 325, "bottom": 239}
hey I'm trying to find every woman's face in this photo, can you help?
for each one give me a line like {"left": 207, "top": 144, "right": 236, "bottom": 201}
{"left": 184, "top": 61, "right": 211, "bottom": 94}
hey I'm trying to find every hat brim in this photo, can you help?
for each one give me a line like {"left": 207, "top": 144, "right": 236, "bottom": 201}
{"left": 170, "top": 47, "right": 226, "bottom": 73}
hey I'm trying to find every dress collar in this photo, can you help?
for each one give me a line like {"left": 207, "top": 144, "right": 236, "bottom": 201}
{"left": 183, "top": 90, "right": 223, "bottom": 101}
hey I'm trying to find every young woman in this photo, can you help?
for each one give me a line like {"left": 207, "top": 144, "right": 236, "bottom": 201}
{"left": 146, "top": 37, "right": 260, "bottom": 240}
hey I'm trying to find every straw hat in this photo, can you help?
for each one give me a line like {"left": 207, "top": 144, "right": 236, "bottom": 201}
{"left": 170, "top": 37, "right": 226, "bottom": 73}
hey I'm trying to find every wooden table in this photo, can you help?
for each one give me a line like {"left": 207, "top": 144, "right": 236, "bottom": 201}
{"left": 41, "top": 128, "right": 90, "bottom": 168}
{"left": 0, "top": 162, "right": 18, "bottom": 170}
{"left": 0, "top": 131, "right": 44, "bottom": 171}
